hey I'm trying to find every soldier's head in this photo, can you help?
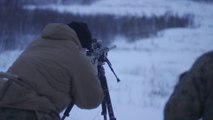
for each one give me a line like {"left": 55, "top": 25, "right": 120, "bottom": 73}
{"left": 68, "top": 21, "right": 92, "bottom": 50}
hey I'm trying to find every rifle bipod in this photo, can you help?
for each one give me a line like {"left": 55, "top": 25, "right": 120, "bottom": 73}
{"left": 98, "top": 57, "right": 120, "bottom": 120}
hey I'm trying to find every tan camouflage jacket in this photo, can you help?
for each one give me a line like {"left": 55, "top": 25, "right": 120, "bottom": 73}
{"left": 0, "top": 23, "right": 103, "bottom": 113}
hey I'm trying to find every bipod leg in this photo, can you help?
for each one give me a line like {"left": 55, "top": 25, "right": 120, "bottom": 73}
{"left": 98, "top": 65, "right": 116, "bottom": 120}
{"left": 105, "top": 90, "right": 116, "bottom": 120}
{"left": 101, "top": 101, "right": 107, "bottom": 120}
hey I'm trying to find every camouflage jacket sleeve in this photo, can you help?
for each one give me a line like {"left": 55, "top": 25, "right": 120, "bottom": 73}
{"left": 164, "top": 51, "right": 213, "bottom": 120}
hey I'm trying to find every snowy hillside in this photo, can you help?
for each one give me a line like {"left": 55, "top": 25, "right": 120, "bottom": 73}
{"left": 1, "top": 0, "right": 213, "bottom": 120}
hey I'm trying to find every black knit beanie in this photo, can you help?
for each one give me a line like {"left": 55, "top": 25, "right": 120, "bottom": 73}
{"left": 68, "top": 21, "right": 92, "bottom": 49}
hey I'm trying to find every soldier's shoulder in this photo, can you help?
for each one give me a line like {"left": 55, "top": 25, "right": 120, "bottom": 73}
{"left": 190, "top": 51, "right": 213, "bottom": 72}
{"left": 195, "top": 51, "right": 213, "bottom": 65}
{"left": 202, "top": 51, "right": 213, "bottom": 59}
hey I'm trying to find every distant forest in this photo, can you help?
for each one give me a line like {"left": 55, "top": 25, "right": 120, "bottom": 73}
{"left": 0, "top": 0, "right": 193, "bottom": 51}
{"left": 0, "top": 0, "right": 99, "bottom": 6}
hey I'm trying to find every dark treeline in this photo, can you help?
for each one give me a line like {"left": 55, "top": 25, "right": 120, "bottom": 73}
{"left": 0, "top": 6, "right": 193, "bottom": 51}
{"left": 0, "top": 0, "right": 98, "bottom": 6}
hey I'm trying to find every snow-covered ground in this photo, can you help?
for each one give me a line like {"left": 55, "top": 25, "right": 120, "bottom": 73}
{"left": 1, "top": 0, "right": 213, "bottom": 120}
